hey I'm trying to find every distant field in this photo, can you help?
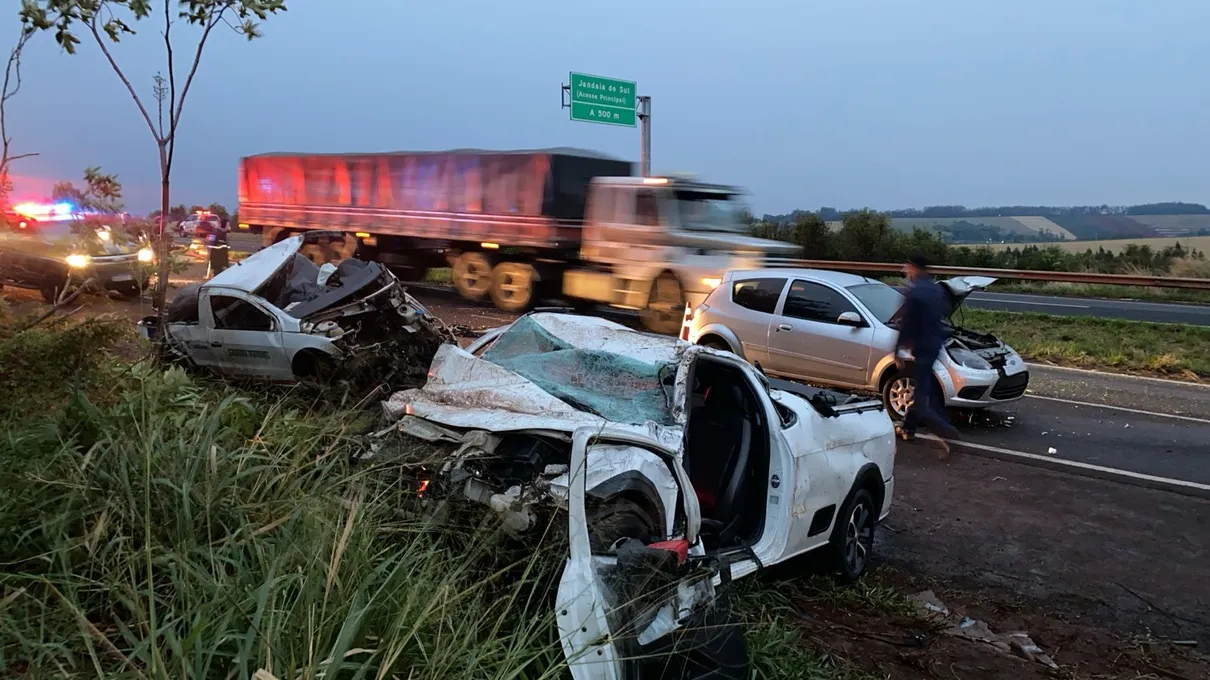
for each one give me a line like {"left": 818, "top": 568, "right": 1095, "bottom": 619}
{"left": 821, "top": 213, "right": 1210, "bottom": 242}
{"left": 982, "top": 235, "right": 1210, "bottom": 254}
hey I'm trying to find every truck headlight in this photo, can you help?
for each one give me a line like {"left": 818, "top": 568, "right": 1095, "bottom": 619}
{"left": 701, "top": 277, "right": 722, "bottom": 289}
{"left": 137, "top": 247, "right": 155, "bottom": 263}
{"left": 65, "top": 253, "right": 91, "bottom": 268}
{"left": 947, "top": 347, "right": 992, "bottom": 370}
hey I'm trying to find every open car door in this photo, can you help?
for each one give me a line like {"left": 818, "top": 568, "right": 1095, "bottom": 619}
{"left": 556, "top": 427, "right": 749, "bottom": 680}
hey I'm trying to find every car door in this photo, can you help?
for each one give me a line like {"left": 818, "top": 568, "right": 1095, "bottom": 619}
{"left": 201, "top": 290, "right": 292, "bottom": 379}
{"left": 722, "top": 276, "right": 788, "bottom": 365}
{"left": 763, "top": 279, "right": 875, "bottom": 387}
{"left": 557, "top": 427, "right": 728, "bottom": 679}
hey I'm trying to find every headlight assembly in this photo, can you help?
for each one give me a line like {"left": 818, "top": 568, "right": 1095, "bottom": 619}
{"left": 947, "top": 347, "right": 992, "bottom": 370}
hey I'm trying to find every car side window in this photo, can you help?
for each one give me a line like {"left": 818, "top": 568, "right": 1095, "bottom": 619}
{"left": 731, "top": 278, "right": 786, "bottom": 315}
{"left": 211, "top": 295, "right": 275, "bottom": 332}
{"left": 782, "top": 280, "right": 857, "bottom": 324}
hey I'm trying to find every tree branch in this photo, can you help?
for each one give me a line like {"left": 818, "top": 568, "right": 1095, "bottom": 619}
{"left": 169, "top": 7, "right": 229, "bottom": 146}
{"left": 1, "top": 28, "right": 32, "bottom": 175}
{"left": 86, "top": 13, "right": 162, "bottom": 144}
{"left": 162, "top": 0, "right": 175, "bottom": 177}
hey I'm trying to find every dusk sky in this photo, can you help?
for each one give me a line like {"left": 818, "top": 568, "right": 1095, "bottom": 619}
{"left": 3, "top": 0, "right": 1207, "bottom": 215}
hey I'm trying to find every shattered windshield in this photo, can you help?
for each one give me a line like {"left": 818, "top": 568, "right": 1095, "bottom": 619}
{"left": 675, "top": 190, "right": 747, "bottom": 234}
{"left": 480, "top": 316, "right": 678, "bottom": 426}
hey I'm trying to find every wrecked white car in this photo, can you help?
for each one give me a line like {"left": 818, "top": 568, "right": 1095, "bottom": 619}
{"left": 381, "top": 312, "right": 896, "bottom": 678}
{"left": 139, "top": 232, "right": 449, "bottom": 386}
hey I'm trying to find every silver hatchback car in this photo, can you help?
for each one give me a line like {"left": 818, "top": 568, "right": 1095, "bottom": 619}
{"left": 681, "top": 268, "right": 1030, "bottom": 420}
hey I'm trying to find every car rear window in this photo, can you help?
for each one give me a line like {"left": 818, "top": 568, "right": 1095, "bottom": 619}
{"left": 731, "top": 278, "right": 785, "bottom": 314}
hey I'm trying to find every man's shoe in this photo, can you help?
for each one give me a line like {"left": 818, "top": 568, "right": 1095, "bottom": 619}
{"left": 894, "top": 425, "right": 915, "bottom": 442}
{"left": 934, "top": 437, "right": 952, "bottom": 461}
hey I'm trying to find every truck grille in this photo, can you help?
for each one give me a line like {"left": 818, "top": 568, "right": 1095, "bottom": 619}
{"left": 990, "top": 372, "right": 1030, "bottom": 400}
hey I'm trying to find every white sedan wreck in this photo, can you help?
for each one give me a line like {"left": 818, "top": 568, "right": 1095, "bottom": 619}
{"left": 139, "top": 232, "right": 449, "bottom": 386}
{"left": 380, "top": 312, "right": 897, "bottom": 678}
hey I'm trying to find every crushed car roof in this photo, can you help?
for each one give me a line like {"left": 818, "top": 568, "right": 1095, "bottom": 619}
{"left": 383, "top": 313, "right": 693, "bottom": 448}
{"left": 205, "top": 234, "right": 304, "bottom": 293}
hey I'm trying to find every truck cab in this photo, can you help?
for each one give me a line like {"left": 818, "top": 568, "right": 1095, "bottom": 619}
{"left": 564, "top": 176, "right": 801, "bottom": 334}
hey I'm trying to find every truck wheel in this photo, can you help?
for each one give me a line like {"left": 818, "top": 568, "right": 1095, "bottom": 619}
{"left": 302, "top": 237, "right": 351, "bottom": 266}
{"left": 452, "top": 252, "right": 492, "bottom": 302}
{"left": 640, "top": 273, "right": 684, "bottom": 335}
{"left": 488, "top": 262, "right": 537, "bottom": 313}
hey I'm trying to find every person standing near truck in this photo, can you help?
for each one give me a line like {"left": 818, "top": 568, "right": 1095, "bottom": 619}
{"left": 893, "top": 254, "right": 960, "bottom": 459}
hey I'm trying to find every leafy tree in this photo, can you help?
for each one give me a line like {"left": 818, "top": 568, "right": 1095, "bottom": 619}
{"left": 49, "top": 166, "right": 123, "bottom": 213}
{"left": 0, "top": 26, "right": 36, "bottom": 207}
{"left": 205, "top": 202, "right": 228, "bottom": 221}
{"left": 791, "top": 212, "right": 833, "bottom": 260}
{"left": 20, "top": 0, "right": 288, "bottom": 321}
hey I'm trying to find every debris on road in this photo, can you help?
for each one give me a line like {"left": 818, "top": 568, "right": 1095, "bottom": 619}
{"left": 909, "top": 590, "right": 1059, "bottom": 669}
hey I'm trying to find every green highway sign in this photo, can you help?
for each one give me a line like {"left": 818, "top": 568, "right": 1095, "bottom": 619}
{"left": 569, "top": 72, "right": 637, "bottom": 127}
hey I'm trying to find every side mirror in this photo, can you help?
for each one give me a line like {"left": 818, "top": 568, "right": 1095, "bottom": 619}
{"left": 837, "top": 311, "right": 865, "bottom": 327}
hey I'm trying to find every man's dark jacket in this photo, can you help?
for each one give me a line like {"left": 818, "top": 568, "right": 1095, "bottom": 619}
{"left": 896, "top": 276, "right": 948, "bottom": 360}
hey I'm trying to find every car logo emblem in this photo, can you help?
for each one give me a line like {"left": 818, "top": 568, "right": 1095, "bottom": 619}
{"left": 770, "top": 474, "right": 781, "bottom": 489}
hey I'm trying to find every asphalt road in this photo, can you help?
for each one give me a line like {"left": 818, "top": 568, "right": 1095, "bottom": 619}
{"left": 964, "top": 290, "right": 1210, "bottom": 326}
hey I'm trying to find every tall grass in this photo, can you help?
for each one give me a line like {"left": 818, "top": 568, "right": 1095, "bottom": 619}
{"left": 0, "top": 364, "right": 569, "bottom": 678}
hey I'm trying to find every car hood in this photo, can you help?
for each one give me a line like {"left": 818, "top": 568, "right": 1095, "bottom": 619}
{"left": 206, "top": 234, "right": 304, "bottom": 293}
{"left": 939, "top": 275, "right": 996, "bottom": 318}
{"left": 381, "top": 313, "right": 697, "bottom": 452}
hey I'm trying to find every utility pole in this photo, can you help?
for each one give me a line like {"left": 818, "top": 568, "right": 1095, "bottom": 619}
{"left": 637, "top": 95, "right": 651, "bottom": 177}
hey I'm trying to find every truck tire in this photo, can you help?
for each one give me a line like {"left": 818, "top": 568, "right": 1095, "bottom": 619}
{"left": 639, "top": 273, "right": 684, "bottom": 335}
{"left": 488, "top": 262, "right": 538, "bottom": 313}
{"left": 302, "top": 236, "right": 354, "bottom": 266}
{"left": 452, "top": 252, "right": 493, "bottom": 302}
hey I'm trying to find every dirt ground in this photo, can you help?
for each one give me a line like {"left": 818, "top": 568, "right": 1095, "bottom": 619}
{"left": 797, "top": 567, "right": 1210, "bottom": 679}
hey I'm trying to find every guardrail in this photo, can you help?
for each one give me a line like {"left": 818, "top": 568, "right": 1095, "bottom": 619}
{"left": 764, "top": 259, "right": 1210, "bottom": 291}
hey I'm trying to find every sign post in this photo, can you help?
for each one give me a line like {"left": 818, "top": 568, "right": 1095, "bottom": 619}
{"left": 562, "top": 72, "right": 652, "bottom": 176}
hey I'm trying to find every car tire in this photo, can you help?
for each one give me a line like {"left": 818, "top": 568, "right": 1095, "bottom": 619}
{"left": 828, "top": 487, "right": 877, "bottom": 584}
{"left": 587, "top": 497, "right": 659, "bottom": 553}
{"left": 880, "top": 367, "right": 915, "bottom": 422}
{"left": 698, "top": 336, "right": 732, "bottom": 353}
{"left": 116, "top": 285, "right": 142, "bottom": 300}
{"left": 292, "top": 350, "right": 339, "bottom": 383}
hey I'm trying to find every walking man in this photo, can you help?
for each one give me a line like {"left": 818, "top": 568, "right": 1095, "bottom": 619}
{"left": 894, "top": 254, "right": 961, "bottom": 459}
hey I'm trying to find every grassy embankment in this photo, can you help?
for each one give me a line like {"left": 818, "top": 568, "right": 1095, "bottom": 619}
{"left": 0, "top": 307, "right": 895, "bottom": 679}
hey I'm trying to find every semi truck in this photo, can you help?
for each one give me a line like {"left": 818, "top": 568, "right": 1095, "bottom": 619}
{"left": 237, "top": 147, "right": 800, "bottom": 334}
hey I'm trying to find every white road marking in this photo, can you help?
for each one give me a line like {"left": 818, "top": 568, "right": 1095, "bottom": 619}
{"left": 969, "top": 294, "right": 1090, "bottom": 309}
{"left": 1024, "top": 394, "right": 1210, "bottom": 425}
{"left": 918, "top": 434, "right": 1210, "bottom": 498}
{"left": 1026, "top": 362, "right": 1210, "bottom": 388}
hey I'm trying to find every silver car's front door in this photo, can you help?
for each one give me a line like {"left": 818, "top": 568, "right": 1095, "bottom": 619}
{"left": 764, "top": 279, "right": 875, "bottom": 387}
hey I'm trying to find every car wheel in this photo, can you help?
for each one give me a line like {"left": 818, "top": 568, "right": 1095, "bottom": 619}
{"left": 587, "top": 497, "right": 659, "bottom": 553}
{"left": 881, "top": 369, "right": 915, "bottom": 422}
{"left": 698, "top": 336, "right": 732, "bottom": 353}
{"left": 829, "top": 487, "right": 877, "bottom": 584}
{"left": 116, "top": 285, "right": 142, "bottom": 300}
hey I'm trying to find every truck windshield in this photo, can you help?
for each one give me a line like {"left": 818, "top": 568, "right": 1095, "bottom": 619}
{"left": 675, "top": 190, "right": 746, "bottom": 234}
